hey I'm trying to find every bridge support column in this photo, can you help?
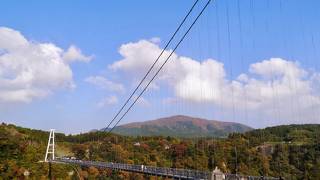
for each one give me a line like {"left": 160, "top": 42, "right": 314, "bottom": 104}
{"left": 48, "top": 162, "right": 52, "bottom": 180}
{"left": 45, "top": 129, "right": 55, "bottom": 162}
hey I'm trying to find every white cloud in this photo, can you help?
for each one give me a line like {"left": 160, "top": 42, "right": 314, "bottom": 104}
{"left": 150, "top": 37, "right": 161, "bottom": 44}
{"left": 108, "top": 39, "right": 320, "bottom": 126}
{"left": 85, "top": 76, "right": 125, "bottom": 93}
{"left": 0, "top": 27, "right": 92, "bottom": 103}
{"left": 63, "top": 45, "right": 93, "bottom": 63}
{"left": 97, "top": 95, "right": 118, "bottom": 107}
{"left": 0, "top": 27, "right": 28, "bottom": 50}
{"left": 109, "top": 40, "right": 165, "bottom": 73}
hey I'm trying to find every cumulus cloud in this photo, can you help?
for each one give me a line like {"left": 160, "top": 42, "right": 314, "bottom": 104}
{"left": 85, "top": 76, "right": 125, "bottom": 93}
{"left": 108, "top": 39, "right": 320, "bottom": 126}
{"left": 109, "top": 39, "right": 226, "bottom": 103}
{"left": 97, "top": 95, "right": 118, "bottom": 107}
{"left": 109, "top": 40, "right": 165, "bottom": 73}
{"left": 63, "top": 45, "right": 93, "bottom": 63}
{"left": 0, "top": 27, "right": 92, "bottom": 103}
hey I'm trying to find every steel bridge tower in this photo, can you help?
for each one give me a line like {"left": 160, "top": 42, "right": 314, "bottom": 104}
{"left": 44, "top": 129, "right": 55, "bottom": 162}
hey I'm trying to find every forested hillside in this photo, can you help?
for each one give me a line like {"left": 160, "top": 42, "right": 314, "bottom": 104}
{"left": 1, "top": 123, "right": 319, "bottom": 179}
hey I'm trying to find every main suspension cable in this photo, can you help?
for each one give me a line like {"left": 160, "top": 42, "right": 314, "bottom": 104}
{"left": 102, "top": 0, "right": 201, "bottom": 131}
{"left": 108, "top": 0, "right": 212, "bottom": 134}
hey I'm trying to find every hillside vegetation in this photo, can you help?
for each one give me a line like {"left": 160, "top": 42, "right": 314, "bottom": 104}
{"left": 0, "top": 123, "right": 320, "bottom": 179}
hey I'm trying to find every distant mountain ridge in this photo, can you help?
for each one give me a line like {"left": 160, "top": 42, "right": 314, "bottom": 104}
{"left": 111, "top": 115, "right": 253, "bottom": 137}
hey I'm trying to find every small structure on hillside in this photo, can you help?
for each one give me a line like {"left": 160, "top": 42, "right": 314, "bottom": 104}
{"left": 23, "top": 170, "right": 30, "bottom": 177}
{"left": 211, "top": 166, "right": 225, "bottom": 180}
{"left": 68, "top": 171, "right": 74, "bottom": 176}
{"left": 164, "top": 145, "right": 170, "bottom": 150}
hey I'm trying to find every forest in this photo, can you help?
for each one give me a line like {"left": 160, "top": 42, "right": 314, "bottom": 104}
{"left": 0, "top": 123, "right": 319, "bottom": 179}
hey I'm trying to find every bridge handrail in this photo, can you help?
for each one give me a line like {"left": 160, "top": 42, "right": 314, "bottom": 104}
{"left": 53, "top": 158, "right": 279, "bottom": 180}
{"left": 54, "top": 158, "right": 210, "bottom": 179}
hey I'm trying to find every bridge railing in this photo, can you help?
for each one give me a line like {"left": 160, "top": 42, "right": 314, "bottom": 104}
{"left": 54, "top": 158, "right": 210, "bottom": 179}
{"left": 54, "top": 158, "right": 279, "bottom": 180}
{"left": 224, "top": 174, "right": 280, "bottom": 180}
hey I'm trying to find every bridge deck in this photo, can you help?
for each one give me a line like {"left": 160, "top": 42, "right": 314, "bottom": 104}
{"left": 53, "top": 159, "right": 210, "bottom": 179}
{"left": 52, "top": 159, "right": 280, "bottom": 180}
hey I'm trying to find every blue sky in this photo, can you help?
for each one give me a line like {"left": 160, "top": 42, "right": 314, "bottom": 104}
{"left": 1, "top": 0, "right": 320, "bottom": 134}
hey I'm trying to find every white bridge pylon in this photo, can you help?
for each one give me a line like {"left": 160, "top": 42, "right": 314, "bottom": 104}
{"left": 45, "top": 129, "right": 55, "bottom": 162}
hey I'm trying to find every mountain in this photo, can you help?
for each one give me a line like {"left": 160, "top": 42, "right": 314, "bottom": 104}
{"left": 111, "top": 115, "right": 253, "bottom": 137}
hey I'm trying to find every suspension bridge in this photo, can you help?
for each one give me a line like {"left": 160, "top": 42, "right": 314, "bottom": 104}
{"left": 39, "top": 0, "right": 314, "bottom": 179}
{"left": 44, "top": 130, "right": 280, "bottom": 180}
